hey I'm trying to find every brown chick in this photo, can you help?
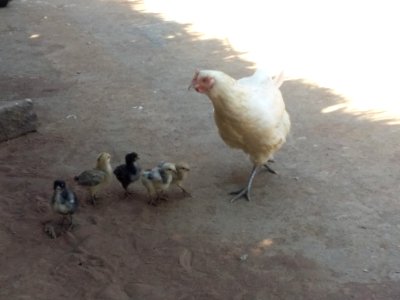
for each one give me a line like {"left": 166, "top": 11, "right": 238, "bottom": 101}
{"left": 74, "top": 152, "right": 112, "bottom": 205}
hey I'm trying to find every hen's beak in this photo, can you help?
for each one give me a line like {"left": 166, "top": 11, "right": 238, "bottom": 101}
{"left": 189, "top": 70, "right": 200, "bottom": 91}
{"left": 188, "top": 80, "right": 200, "bottom": 92}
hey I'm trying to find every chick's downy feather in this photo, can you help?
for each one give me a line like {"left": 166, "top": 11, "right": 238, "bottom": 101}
{"left": 113, "top": 152, "right": 141, "bottom": 192}
{"left": 74, "top": 152, "right": 112, "bottom": 204}
{"left": 171, "top": 162, "right": 191, "bottom": 196}
{"left": 50, "top": 180, "right": 79, "bottom": 234}
{"left": 75, "top": 169, "right": 108, "bottom": 186}
{"left": 51, "top": 180, "right": 79, "bottom": 216}
{"left": 141, "top": 162, "right": 176, "bottom": 204}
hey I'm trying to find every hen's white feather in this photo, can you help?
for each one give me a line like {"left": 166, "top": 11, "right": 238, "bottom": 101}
{"left": 199, "top": 69, "right": 290, "bottom": 165}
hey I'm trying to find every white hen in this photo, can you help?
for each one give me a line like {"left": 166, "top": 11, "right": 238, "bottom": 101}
{"left": 189, "top": 69, "right": 290, "bottom": 202}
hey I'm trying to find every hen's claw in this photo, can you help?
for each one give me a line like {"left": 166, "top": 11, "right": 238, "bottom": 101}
{"left": 230, "top": 188, "right": 251, "bottom": 202}
{"left": 229, "top": 165, "right": 259, "bottom": 203}
{"left": 263, "top": 164, "right": 277, "bottom": 175}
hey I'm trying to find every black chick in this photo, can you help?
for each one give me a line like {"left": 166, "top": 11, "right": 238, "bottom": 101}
{"left": 113, "top": 152, "right": 141, "bottom": 195}
{"left": 0, "top": 0, "right": 10, "bottom": 8}
{"left": 51, "top": 180, "right": 79, "bottom": 229}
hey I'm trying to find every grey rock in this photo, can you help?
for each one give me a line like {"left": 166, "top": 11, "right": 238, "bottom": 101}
{"left": 0, "top": 99, "right": 38, "bottom": 142}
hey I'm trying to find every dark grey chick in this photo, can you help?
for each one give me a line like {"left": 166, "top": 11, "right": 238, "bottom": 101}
{"left": 51, "top": 180, "right": 79, "bottom": 229}
{"left": 113, "top": 152, "right": 141, "bottom": 195}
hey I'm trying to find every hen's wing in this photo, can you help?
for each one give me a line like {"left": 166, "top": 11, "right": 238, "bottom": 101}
{"left": 236, "top": 69, "right": 286, "bottom": 125}
{"left": 238, "top": 69, "right": 273, "bottom": 86}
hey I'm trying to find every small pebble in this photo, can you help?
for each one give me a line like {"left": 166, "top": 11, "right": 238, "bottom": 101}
{"left": 240, "top": 254, "right": 248, "bottom": 261}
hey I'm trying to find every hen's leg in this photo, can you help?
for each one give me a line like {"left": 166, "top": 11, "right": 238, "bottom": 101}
{"left": 230, "top": 165, "right": 259, "bottom": 202}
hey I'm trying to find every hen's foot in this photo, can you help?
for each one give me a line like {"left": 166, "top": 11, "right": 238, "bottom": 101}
{"left": 263, "top": 163, "right": 277, "bottom": 175}
{"left": 229, "top": 188, "right": 251, "bottom": 202}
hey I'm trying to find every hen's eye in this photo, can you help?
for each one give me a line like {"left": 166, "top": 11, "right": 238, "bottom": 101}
{"left": 202, "top": 78, "right": 208, "bottom": 83}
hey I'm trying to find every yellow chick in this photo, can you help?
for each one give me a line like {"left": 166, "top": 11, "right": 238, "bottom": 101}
{"left": 171, "top": 162, "right": 191, "bottom": 197}
{"left": 74, "top": 152, "right": 112, "bottom": 205}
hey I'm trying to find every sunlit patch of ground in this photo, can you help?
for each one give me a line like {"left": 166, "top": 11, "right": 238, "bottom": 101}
{"left": 129, "top": 0, "right": 400, "bottom": 123}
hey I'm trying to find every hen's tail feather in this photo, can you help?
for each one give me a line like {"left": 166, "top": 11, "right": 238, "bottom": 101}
{"left": 251, "top": 69, "right": 271, "bottom": 84}
{"left": 273, "top": 71, "right": 285, "bottom": 88}
{"left": 251, "top": 69, "right": 285, "bottom": 88}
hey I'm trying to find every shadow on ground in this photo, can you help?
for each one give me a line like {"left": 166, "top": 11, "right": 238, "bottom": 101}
{"left": 0, "top": 0, "right": 399, "bottom": 299}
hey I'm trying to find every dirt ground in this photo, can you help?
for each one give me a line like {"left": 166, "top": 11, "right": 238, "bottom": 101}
{"left": 1, "top": 0, "right": 400, "bottom": 299}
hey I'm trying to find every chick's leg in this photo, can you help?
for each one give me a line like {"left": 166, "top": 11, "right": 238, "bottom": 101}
{"left": 89, "top": 187, "right": 98, "bottom": 206}
{"left": 148, "top": 196, "right": 158, "bottom": 206}
{"left": 178, "top": 184, "right": 192, "bottom": 197}
{"left": 158, "top": 192, "right": 168, "bottom": 201}
{"left": 147, "top": 190, "right": 158, "bottom": 206}
{"left": 230, "top": 165, "right": 259, "bottom": 202}
{"left": 66, "top": 215, "right": 77, "bottom": 231}
{"left": 123, "top": 184, "right": 134, "bottom": 197}
{"left": 90, "top": 194, "right": 97, "bottom": 206}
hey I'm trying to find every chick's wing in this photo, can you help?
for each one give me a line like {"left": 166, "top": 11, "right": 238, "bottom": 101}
{"left": 76, "top": 169, "right": 106, "bottom": 186}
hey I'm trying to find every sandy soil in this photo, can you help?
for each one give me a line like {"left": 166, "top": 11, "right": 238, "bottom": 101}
{"left": 1, "top": 0, "right": 400, "bottom": 299}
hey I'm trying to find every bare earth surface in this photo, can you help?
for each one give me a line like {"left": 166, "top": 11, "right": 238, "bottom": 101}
{"left": 1, "top": 1, "right": 400, "bottom": 299}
